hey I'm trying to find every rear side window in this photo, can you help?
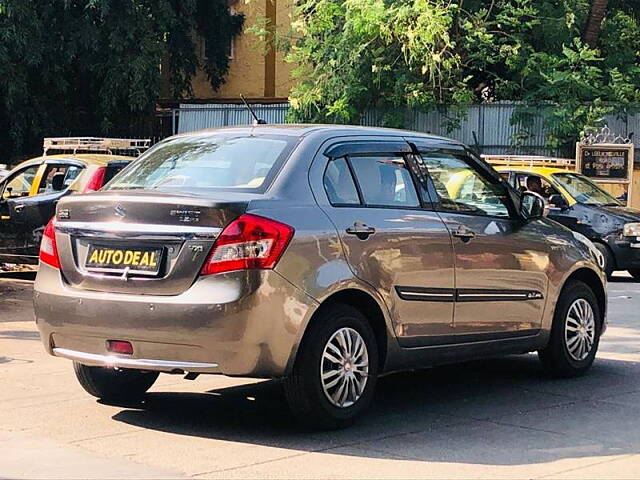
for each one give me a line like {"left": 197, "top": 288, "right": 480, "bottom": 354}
{"left": 349, "top": 155, "right": 420, "bottom": 208}
{"left": 103, "top": 162, "right": 129, "bottom": 186}
{"left": 106, "top": 135, "right": 295, "bottom": 193}
{"left": 323, "top": 157, "right": 360, "bottom": 205}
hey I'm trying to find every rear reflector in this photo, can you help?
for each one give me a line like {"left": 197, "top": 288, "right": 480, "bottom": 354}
{"left": 107, "top": 340, "right": 134, "bottom": 355}
{"left": 39, "top": 217, "right": 60, "bottom": 269}
{"left": 200, "top": 213, "right": 294, "bottom": 275}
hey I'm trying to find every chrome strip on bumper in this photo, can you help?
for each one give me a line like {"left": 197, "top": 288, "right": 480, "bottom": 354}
{"left": 52, "top": 348, "right": 219, "bottom": 372}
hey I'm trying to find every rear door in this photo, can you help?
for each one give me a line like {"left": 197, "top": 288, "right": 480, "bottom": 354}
{"left": 414, "top": 147, "right": 549, "bottom": 338}
{"left": 314, "top": 139, "right": 456, "bottom": 346}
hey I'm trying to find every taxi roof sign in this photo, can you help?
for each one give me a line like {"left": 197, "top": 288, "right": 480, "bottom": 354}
{"left": 43, "top": 137, "right": 151, "bottom": 156}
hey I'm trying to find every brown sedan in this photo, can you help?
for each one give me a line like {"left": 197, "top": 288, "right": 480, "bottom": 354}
{"left": 34, "top": 125, "right": 606, "bottom": 428}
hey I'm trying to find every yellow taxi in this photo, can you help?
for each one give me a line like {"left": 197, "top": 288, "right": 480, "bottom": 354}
{"left": 0, "top": 137, "right": 148, "bottom": 264}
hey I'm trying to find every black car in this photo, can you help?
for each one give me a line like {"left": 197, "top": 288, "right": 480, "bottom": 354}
{"left": 498, "top": 166, "right": 640, "bottom": 279}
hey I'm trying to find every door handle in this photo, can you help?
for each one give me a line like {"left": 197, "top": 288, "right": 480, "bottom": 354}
{"left": 13, "top": 204, "right": 25, "bottom": 213}
{"left": 346, "top": 222, "right": 376, "bottom": 239}
{"left": 451, "top": 225, "right": 475, "bottom": 241}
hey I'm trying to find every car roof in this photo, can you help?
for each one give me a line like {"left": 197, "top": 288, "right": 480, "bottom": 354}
{"left": 494, "top": 166, "right": 572, "bottom": 176}
{"left": 170, "top": 124, "right": 457, "bottom": 143}
{"left": 9, "top": 153, "right": 134, "bottom": 171}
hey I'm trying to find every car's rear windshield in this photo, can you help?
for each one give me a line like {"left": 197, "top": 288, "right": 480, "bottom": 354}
{"left": 105, "top": 134, "right": 296, "bottom": 193}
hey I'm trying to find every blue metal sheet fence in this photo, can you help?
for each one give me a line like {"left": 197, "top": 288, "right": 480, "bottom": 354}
{"left": 176, "top": 102, "right": 640, "bottom": 158}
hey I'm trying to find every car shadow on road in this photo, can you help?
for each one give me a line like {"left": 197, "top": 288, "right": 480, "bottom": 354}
{"left": 0, "top": 271, "right": 37, "bottom": 281}
{"left": 111, "top": 353, "right": 640, "bottom": 466}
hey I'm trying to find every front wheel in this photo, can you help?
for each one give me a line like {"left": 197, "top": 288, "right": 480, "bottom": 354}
{"left": 539, "top": 280, "right": 601, "bottom": 377}
{"left": 73, "top": 362, "right": 159, "bottom": 402}
{"left": 284, "top": 304, "right": 378, "bottom": 430}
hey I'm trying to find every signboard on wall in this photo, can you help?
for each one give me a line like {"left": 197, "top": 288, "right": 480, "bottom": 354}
{"left": 576, "top": 126, "right": 636, "bottom": 206}
{"left": 578, "top": 145, "right": 632, "bottom": 182}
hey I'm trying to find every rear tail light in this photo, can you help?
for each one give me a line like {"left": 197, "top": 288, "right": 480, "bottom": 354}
{"left": 39, "top": 217, "right": 60, "bottom": 269}
{"left": 200, "top": 214, "right": 294, "bottom": 275}
{"left": 83, "top": 167, "right": 106, "bottom": 192}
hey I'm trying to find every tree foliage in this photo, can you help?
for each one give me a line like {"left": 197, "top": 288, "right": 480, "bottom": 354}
{"left": 0, "top": 0, "right": 243, "bottom": 160}
{"left": 278, "top": 0, "right": 640, "bottom": 151}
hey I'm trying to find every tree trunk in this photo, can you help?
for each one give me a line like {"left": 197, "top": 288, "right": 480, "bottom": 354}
{"left": 583, "top": 0, "right": 609, "bottom": 48}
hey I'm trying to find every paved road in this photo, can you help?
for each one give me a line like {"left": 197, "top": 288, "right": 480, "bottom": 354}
{"left": 2, "top": 272, "right": 640, "bottom": 479}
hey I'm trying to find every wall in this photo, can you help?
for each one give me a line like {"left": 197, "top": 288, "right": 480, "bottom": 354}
{"left": 191, "top": 0, "right": 295, "bottom": 100}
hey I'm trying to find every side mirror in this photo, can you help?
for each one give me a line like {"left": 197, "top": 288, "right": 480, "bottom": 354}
{"left": 548, "top": 194, "right": 569, "bottom": 210}
{"left": 520, "top": 191, "right": 546, "bottom": 220}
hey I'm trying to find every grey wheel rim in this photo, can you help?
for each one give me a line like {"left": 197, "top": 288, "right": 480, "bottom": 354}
{"left": 564, "top": 298, "right": 596, "bottom": 361}
{"left": 320, "top": 327, "right": 369, "bottom": 408}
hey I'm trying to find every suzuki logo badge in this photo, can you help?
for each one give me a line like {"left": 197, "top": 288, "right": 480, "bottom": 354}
{"left": 114, "top": 205, "right": 126, "bottom": 218}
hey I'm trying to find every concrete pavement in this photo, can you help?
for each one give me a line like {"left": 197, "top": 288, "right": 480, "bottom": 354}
{"left": 2, "top": 273, "right": 640, "bottom": 479}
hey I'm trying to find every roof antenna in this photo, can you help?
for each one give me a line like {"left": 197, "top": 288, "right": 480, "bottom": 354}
{"left": 240, "top": 94, "right": 266, "bottom": 125}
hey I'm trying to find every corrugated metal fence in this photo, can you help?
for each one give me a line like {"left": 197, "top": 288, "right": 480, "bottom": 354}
{"left": 177, "top": 103, "right": 290, "bottom": 132}
{"left": 176, "top": 102, "right": 640, "bottom": 158}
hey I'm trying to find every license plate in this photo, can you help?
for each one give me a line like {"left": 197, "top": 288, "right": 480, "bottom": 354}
{"left": 85, "top": 245, "right": 162, "bottom": 275}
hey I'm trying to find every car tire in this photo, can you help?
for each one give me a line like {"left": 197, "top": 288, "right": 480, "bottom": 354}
{"left": 283, "top": 303, "right": 379, "bottom": 430}
{"left": 73, "top": 362, "right": 159, "bottom": 401}
{"left": 538, "top": 280, "right": 601, "bottom": 378}
{"left": 593, "top": 242, "right": 614, "bottom": 278}
{"left": 628, "top": 269, "right": 640, "bottom": 281}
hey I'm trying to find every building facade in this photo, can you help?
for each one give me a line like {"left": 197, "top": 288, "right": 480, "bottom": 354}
{"left": 190, "top": 0, "right": 295, "bottom": 101}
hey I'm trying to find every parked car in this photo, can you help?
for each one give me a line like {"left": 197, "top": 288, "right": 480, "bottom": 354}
{"left": 34, "top": 126, "right": 606, "bottom": 429}
{"left": 0, "top": 139, "right": 146, "bottom": 265}
{"left": 496, "top": 165, "right": 640, "bottom": 279}
{"left": 0, "top": 165, "right": 9, "bottom": 181}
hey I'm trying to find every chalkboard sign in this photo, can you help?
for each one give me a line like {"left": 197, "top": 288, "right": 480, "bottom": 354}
{"left": 578, "top": 145, "right": 631, "bottom": 182}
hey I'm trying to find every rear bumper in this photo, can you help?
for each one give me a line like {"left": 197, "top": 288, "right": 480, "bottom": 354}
{"left": 34, "top": 264, "right": 318, "bottom": 377}
{"left": 52, "top": 348, "right": 219, "bottom": 373}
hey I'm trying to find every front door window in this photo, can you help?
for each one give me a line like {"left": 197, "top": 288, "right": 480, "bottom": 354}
{"left": 2, "top": 166, "right": 40, "bottom": 199}
{"left": 419, "top": 153, "right": 512, "bottom": 217}
{"left": 514, "top": 174, "right": 562, "bottom": 203}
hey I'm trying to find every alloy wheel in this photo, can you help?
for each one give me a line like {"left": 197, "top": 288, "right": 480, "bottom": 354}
{"left": 564, "top": 298, "right": 596, "bottom": 361}
{"left": 320, "top": 327, "right": 369, "bottom": 408}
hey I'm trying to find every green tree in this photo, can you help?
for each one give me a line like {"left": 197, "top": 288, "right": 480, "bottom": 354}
{"left": 0, "top": 0, "right": 243, "bottom": 161}
{"left": 271, "top": 0, "right": 640, "bottom": 151}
